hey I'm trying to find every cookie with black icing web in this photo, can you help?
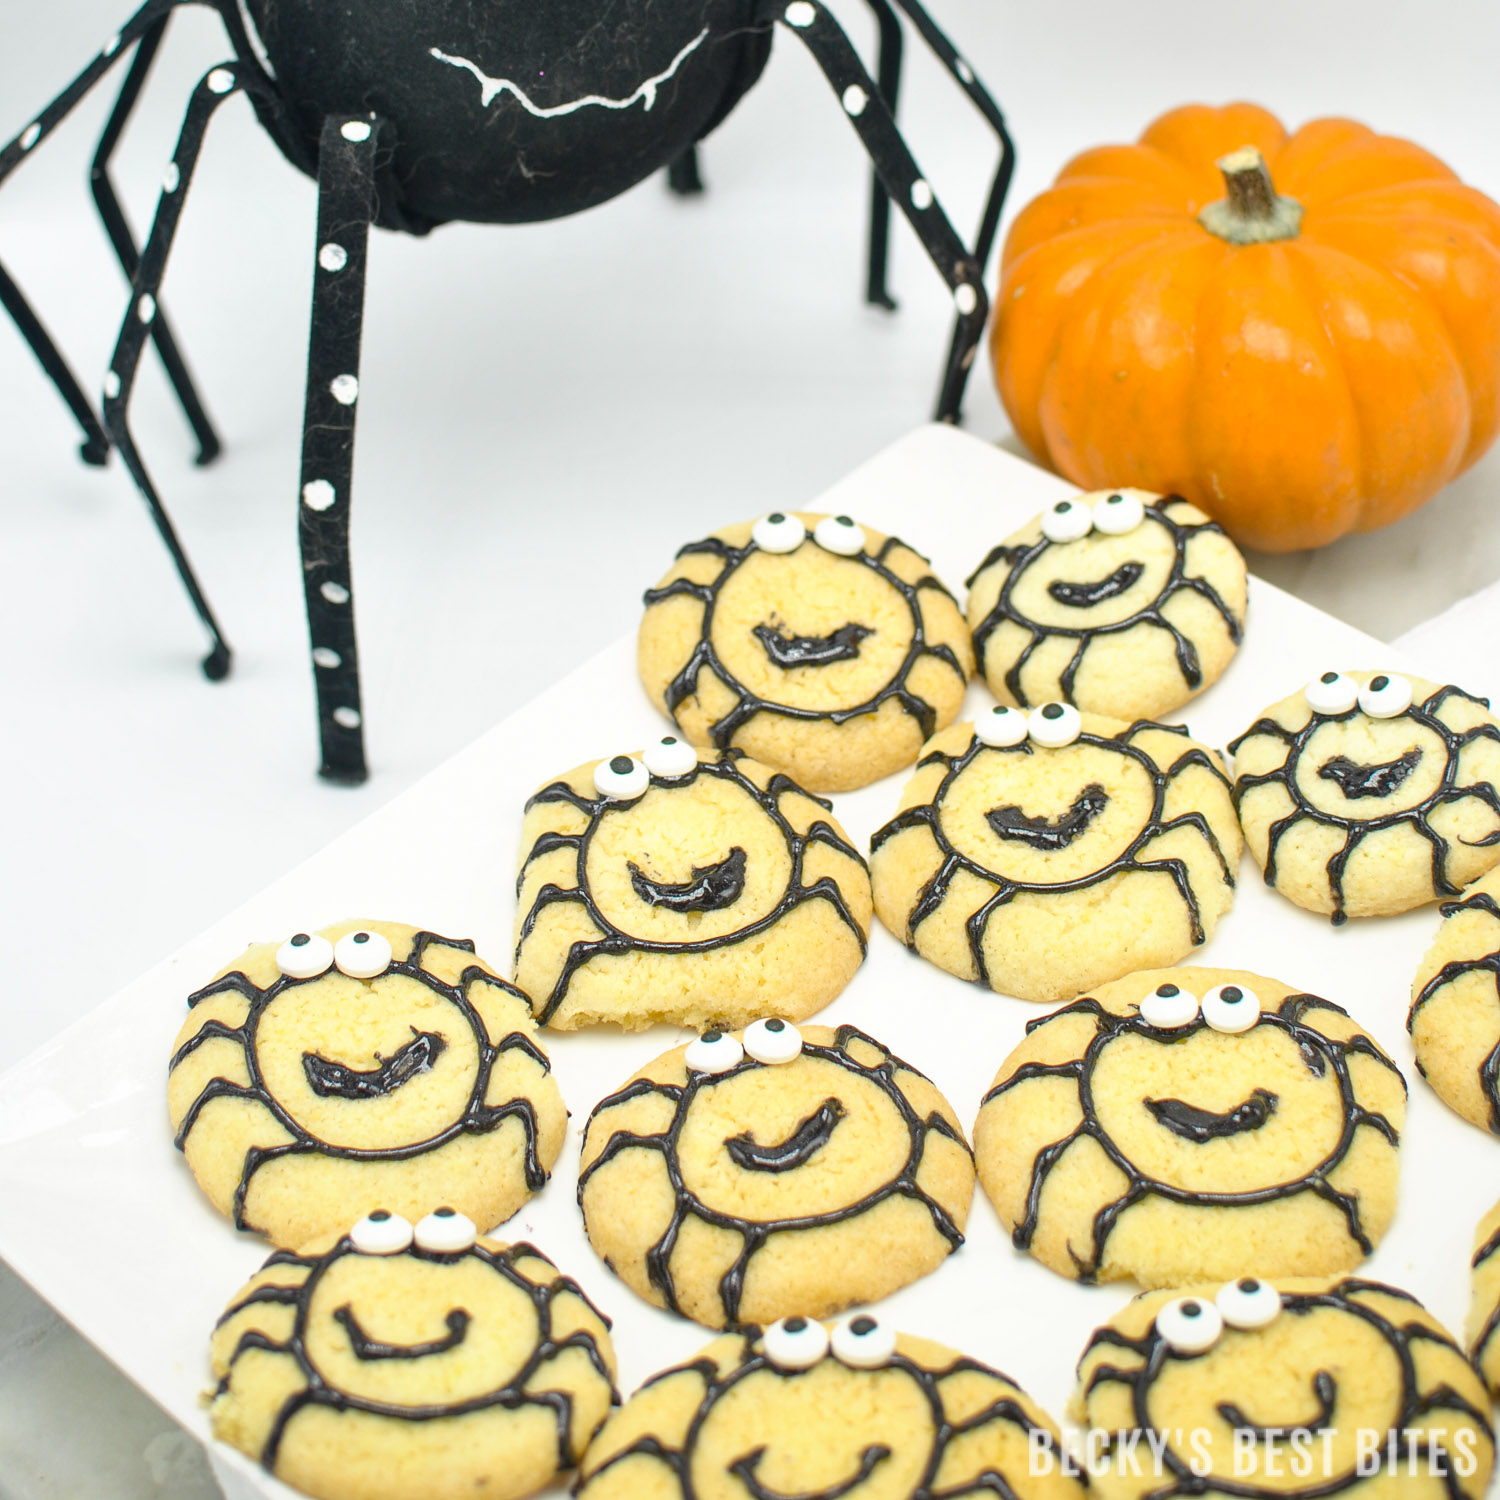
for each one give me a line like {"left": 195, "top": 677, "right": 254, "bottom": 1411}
{"left": 868, "top": 706, "right": 1242, "bottom": 1004}
{"left": 974, "top": 967, "right": 1406, "bottom": 1287}
{"left": 168, "top": 920, "right": 565, "bottom": 1247}
{"left": 577, "top": 1315, "right": 1082, "bottom": 1500}
{"left": 513, "top": 742, "right": 871, "bottom": 1031}
{"left": 209, "top": 1217, "right": 617, "bottom": 1500}
{"left": 577, "top": 1021, "right": 974, "bottom": 1328}
{"left": 967, "top": 488, "right": 1246, "bottom": 720}
{"left": 1230, "top": 670, "right": 1500, "bottom": 923}
{"left": 1074, "top": 1275, "right": 1493, "bottom": 1500}
{"left": 637, "top": 510, "right": 974, "bottom": 792}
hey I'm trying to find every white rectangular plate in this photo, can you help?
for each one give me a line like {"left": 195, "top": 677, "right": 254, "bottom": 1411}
{"left": 0, "top": 425, "right": 1488, "bottom": 1500}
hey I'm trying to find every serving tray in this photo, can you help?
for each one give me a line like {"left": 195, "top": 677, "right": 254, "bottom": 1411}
{"left": 0, "top": 425, "right": 1488, "bottom": 1500}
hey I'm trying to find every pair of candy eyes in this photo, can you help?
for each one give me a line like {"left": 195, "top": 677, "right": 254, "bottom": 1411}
{"left": 1304, "top": 671, "right": 1413, "bottom": 719}
{"left": 1156, "top": 1279, "right": 1282, "bottom": 1354}
{"left": 763, "top": 1313, "right": 896, "bottom": 1370}
{"left": 276, "top": 929, "right": 392, "bottom": 981}
{"left": 686, "top": 1019, "right": 802, "bottom": 1073}
{"left": 974, "top": 701, "right": 1081, "bottom": 750}
{"left": 1040, "top": 491, "right": 1147, "bottom": 544}
{"left": 349, "top": 1208, "right": 476, "bottom": 1256}
{"left": 1138, "top": 982, "right": 1261, "bottom": 1033}
{"left": 594, "top": 737, "right": 699, "bottom": 799}
{"left": 752, "top": 512, "right": 866, "bottom": 556}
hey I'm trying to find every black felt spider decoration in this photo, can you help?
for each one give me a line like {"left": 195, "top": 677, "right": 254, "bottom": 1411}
{"left": 0, "top": 0, "right": 1012, "bottom": 783}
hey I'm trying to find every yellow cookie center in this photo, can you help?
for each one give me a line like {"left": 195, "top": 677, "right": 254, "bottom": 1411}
{"left": 1006, "top": 526, "right": 1176, "bottom": 631}
{"left": 1293, "top": 718, "right": 1447, "bottom": 820}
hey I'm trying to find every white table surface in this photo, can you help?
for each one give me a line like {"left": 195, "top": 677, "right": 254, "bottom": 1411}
{"left": 3, "top": 1, "right": 1500, "bottom": 1495}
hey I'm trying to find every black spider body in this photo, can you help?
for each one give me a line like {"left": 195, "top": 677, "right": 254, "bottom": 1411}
{"left": 1, "top": 0, "right": 1013, "bottom": 783}
{"left": 243, "top": 0, "right": 771, "bottom": 229}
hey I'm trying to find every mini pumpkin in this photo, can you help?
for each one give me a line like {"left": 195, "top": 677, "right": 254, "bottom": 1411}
{"left": 990, "top": 103, "right": 1500, "bottom": 551}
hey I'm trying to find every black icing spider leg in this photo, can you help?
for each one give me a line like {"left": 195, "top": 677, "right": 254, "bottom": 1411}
{"left": 297, "top": 115, "right": 381, "bottom": 784}
{"left": 885, "top": 0, "right": 1015, "bottom": 419}
{"left": 0, "top": 0, "right": 198, "bottom": 464}
{"left": 859, "top": 0, "right": 903, "bottom": 311}
{"left": 89, "top": 13, "right": 222, "bottom": 466}
{"left": 100, "top": 61, "right": 267, "bottom": 683}
{"left": 760, "top": 0, "right": 988, "bottom": 423}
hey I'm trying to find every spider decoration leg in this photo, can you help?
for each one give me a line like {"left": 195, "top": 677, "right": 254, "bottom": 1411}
{"left": 100, "top": 59, "right": 274, "bottom": 683}
{"left": 860, "top": 0, "right": 903, "bottom": 311}
{"left": 758, "top": 0, "right": 989, "bottom": 422}
{"left": 89, "top": 12, "right": 222, "bottom": 466}
{"left": 666, "top": 145, "right": 705, "bottom": 195}
{"left": 297, "top": 116, "right": 381, "bottom": 784}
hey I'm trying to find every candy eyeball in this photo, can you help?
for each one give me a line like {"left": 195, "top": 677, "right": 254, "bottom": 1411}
{"left": 763, "top": 1316, "right": 830, "bottom": 1370}
{"left": 1040, "top": 496, "right": 1094, "bottom": 544}
{"left": 1155, "top": 1295, "right": 1224, "bottom": 1354}
{"left": 973, "top": 705, "right": 1029, "bottom": 748}
{"left": 684, "top": 1029, "right": 745, "bottom": 1075}
{"left": 743, "top": 1018, "right": 804, "bottom": 1065}
{"left": 1028, "top": 702, "right": 1082, "bottom": 749}
{"left": 1305, "top": 671, "right": 1359, "bottom": 716}
{"left": 752, "top": 512, "right": 807, "bottom": 553}
{"left": 1091, "top": 490, "right": 1146, "bottom": 535}
{"left": 813, "top": 514, "right": 867, "bottom": 556}
{"left": 1201, "top": 983, "right": 1261, "bottom": 1034}
{"left": 594, "top": 754, "right": 649, "bottom": 801}
{"left": 350, "top": 1210, "right": 413, "bottom": 1255}
{"left": 641, "top": 735, "right": 699, "bottom": 779}
{"left": 1215, "top": 1276, "right": 1282, "bottom": 1330}
{"left": 333, "top": 929, "right": 393, "bottom": 980}
{"left": 414, "top": 1207, "right": 477, "bottom": 1254}
{"left": 831, "top": 1314, "right": 897, "bottom": 1368}
{"left": 1358, "top": 673, "right": 1414, "bottom": 719}
{"left": 276, "top": 932, "right": 334, "bottom": 980}
{"left": 1139, "top": 982, "right": 1200, "bottom": 1030}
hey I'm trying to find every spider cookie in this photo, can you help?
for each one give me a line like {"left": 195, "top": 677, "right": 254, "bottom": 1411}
{"left": 577, "top": 1022, "right": 974, "bottom": 1328}
{"left": 169, "top": 921, "right": 566, "bottom": 1247}
{"left": 967, "top": 489, "right": 1246, "bottom": 720}
{"left": 577, "top": 1316, "right": 1083, "bottom": 1500}
{"left": 210, "top": 1217, "right": 617, "bottom": 1500}
{"left": 637, "top": 511, "right": 975, "bottom": 792}
{"left": 1409, "top": 869, "right": 1500, "bottom": 1133}
{"left": 1231, "top": 670, "right": 1500, "bottom": 923}
{"left": 513, "top": 742, "right": 871, "bottom": 1030}
{"left": 974, "top": 968, "right": 1406, "bottom": 1286}
{"left": 870, "top": 706, "right": 1241, "bottom": 1003}
{"left": 1467, "top": 1198, "right": 1500, "bottom": 1397}
{"left": 1074, "top": 1276, "right": 1493, "bottom": 1500}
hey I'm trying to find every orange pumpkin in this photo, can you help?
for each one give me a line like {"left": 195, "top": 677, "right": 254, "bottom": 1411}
{"left": 990, "top": 103, "right": 1500, "bottom": 551}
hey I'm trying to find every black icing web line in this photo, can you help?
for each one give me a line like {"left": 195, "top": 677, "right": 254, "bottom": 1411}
{"left": 1079, "top": 1278, "right": 1493, "bottom": 1499}
{"left": 982, "top": 995, "right": 1404, "bottom": 1282}
{"left": 517, "top": 750, "right": 868, "bottom": 1025}
{"left": 1229, "top": 684, "right": 1500, "bottom": 926}
{"left": 171, "top": 930, "right": 551, "bottom": 1231}
{"left": 967, "top": 497, "right": 1242, "bottom": 707}
{"left": 643, "top": 528, "right": 968, "bottom": 744}
{"left": 1409, "top": 889, "right": 1500, "bottom": 1133}
{"left": 869, "top": 722, "right": 1235, "bottom": 987}
{"left": 576, "top": 1024, "right": 970, "bottom": 1328}
{"left": 580, "top": 1335, "right": 1056, "bottom": 1499}
{"left": 1469, "top": 1217, "right": 1500, "bottom": 1375}
{"left": 216, "top": 1238, "right": 618, "bottom": 1474}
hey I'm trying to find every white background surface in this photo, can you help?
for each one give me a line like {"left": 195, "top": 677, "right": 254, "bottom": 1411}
{"left": 3, "top": 1, "right": 1500, "bottom": 1496}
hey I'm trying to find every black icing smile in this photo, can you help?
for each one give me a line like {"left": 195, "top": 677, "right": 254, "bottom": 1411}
{"left": 302, "top": 1029, "right": 447, "bottom": 1100}
{"left": 986, "top": 784, "right": 1109, "bottom": 851}
{"left": 1317, "top": 749, "right": 1422, "bottom": 800}
{"left": 1145, "top": 1089, "right": 1279, "bottom": 1143}
{"left": 725, "top": 1099, "right": 846, "bottom": 1172}
{"left": 629, "top": 847, "right": 748, "bottom": 913}
{"left": 731, "top": 1443, "right": 890, "bottom": 1500}
{"left": 753, "top": 621, "right": 875, "bottom": 669}
{"left": 1217, "top": 1371, "right": 1337, "bottom": 1437}
{"left": 1048, "top": 562, "right": 1144, "bottom": 608}
{"left": 333, "top": 1303, "right": 470, "bottom": 1361}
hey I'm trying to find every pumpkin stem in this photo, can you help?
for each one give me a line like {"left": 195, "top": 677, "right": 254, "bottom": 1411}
{"left": 1199, "top": 147, "right": 1303, "bottom": 245}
